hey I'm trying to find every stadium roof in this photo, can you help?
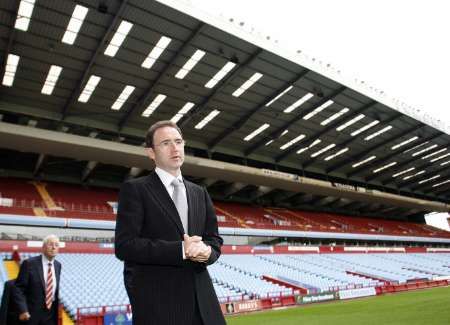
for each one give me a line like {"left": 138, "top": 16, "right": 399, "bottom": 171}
{"left": 0, "top": 0, "right": 449, "bottom": 221}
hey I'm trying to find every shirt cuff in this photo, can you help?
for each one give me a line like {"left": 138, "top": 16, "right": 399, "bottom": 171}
{"left": 182, "top": 241, "right": 186, "bottom": 260}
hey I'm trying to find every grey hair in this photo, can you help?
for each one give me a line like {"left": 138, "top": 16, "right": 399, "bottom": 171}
{"left": 42, "top": 234, "right": 60, "bottom": 245}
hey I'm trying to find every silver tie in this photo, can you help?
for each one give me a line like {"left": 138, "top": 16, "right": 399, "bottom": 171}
{"left": 171, "top": 179, "right": 188, "bottom": 233}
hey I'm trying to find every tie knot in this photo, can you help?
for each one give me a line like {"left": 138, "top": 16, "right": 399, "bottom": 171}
{"left": 48, "top": 262, "right": 52, "bottom": 267}
{"left": 172, "top": 179, "right": 183, "bottom": 187}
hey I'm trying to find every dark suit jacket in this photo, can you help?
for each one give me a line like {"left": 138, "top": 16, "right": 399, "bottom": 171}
{"left": 14, "top": 255, "right": 61, "bottom": 325}
{"left": 115, "top": 171, "right": 225, "bottom": 325}
{"left": 0, "top": 280, "right": 20, "bottom": 325}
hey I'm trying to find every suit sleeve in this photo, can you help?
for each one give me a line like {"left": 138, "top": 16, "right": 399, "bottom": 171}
{"left": 202, "top": 187, "right": 223, "bottom": 265}
{"left": 115, "top": 181, "right": 183, "bottom": 266}
{"left": 13, "top": 260, "right": 30, "bottom": 314}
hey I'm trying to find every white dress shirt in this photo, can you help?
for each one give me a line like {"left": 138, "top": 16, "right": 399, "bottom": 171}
{"left": 41, "top": 255, "right": 56, "bottom": 301}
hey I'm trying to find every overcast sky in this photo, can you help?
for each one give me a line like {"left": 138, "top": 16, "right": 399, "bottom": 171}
{"left": 190, "top": 0, "right": 450, "bottom": 130}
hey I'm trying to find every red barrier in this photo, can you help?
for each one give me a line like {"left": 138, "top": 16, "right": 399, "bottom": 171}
{"left": 262, "top": 275, "right": 308, "bottom": 294}
{"left": 280, "top": 295, "right": 296, "bottom": 306}
{"left": 376, "top": 279, "right": 449, "bottom": 295}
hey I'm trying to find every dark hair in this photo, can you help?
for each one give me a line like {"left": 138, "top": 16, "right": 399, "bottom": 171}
{"left": 145, "top": 120, "right": 183, "bottom": 148}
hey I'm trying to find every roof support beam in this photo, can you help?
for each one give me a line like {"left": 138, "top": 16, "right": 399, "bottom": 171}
{"left": 222, "top": 182, "right": 246, "bottom": 198}
{"left": 81, "top": 160, "right": 98, "bottom": 182}
{"left": 248, "top": 185, "right": 273, "bottom": 201}
{"left": 125, "top": 167, "right": 143, "bottom": 180}
{"left": 245, "top": 86, "right": 346, "bottom": 158}
{"left": 271, "top": 191, "right": 299, "bottom": 205}
{"left": 365, "top": 134, "right": 444, "bottom": 182}
{"left": 33, "top": 154, "right": 46, "bottom": 177}
{"left": 178, "top": 48, "right": 263, "bottom": 128}
{"left": 303, "top": 112, "right": 402, "bottom": 169}
{"left": 200, "top": 178, "right": 218, "bottom": 189}
{"left": 118, "top": 22, "right": 205, "bottom": 130}
{"left": 409, "top": 174, "right": 450, "bottom": 192}
{"left": 61, "top": 0, "right": 129, "bottom": 120}
{"left": 383, "top": 154, "right": 450, "bottom": 187}
{"left": 326, "top": 124, "right": 426, "bottom": 174}
{"left": 277, "top": 101, "right": 377, "bottom": 163}
{"left": 342, "top": 124, "right": 425, "bottom": 177}
{"left": 207, "top": 69, "right": 309, "bottom": 150}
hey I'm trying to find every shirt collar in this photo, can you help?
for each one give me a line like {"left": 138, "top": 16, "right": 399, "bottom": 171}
{"left": 155, "top": 167, "right": 183, "bottom": 188}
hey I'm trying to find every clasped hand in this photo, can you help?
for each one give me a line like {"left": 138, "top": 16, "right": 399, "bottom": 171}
{"left": 183, "top": 234, "right": 211, "bottom": 262}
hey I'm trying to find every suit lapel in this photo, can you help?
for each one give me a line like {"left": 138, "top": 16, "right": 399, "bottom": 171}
{"left": 145, "top": 172, "right": 184, "bottom": 235}
{"left": 184, "top": 180, "right": 198, "bottom": 235}
{"left": 55, "top": 261, "right": 61, "bottom": 292}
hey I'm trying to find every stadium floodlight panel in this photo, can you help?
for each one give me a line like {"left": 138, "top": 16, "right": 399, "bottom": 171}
{"left": 418, "top": 174, "right": 440, "bottom": 185}
{"left": 431, "top": 152, "right": 450, "bottom": 163}
{"left": 280, "top": 134, "right": 305, "bottom": 150}
{"left": 171, "top": 102, "right": 195, "bottom": 123}
{"left": 111, "top": 85, "right": 135, "bottom": 110}
{"left": 141, "top": 36, "right": 172, "bottom": 69}
{"left": 402, "top": 170, "right": 425, "bottom": 180}
{"left": 441, "top": 160, "right": 450, "bottom": 166}
{"left": 351, "top": 120, "right": 379, "bottom": 137}
{"left": 205, "top": 62, "right": 236, "bottom": 88}
{"left": 324, "top": 147, "right": 349, "bottom": 161}
{"left": 365, "top": 125, "right": 393, "bottom": 141}
{"left": 373, "top": 161, "right": 397, "bottom": 173}
{"left": 15, "top": 0, "right": 35, "bottom": 31}
{"left": 41, "top": 65, "right": 62, "bottom": 95}
{"left": 411, "top": 144, "right": 438, "bottom": 157}
{"left": 195, "top": 110, "right": 221, "bottom": 129}
{"left": 422, "top": 148, "right": 447, "bottom": 160}
{"left": 311, "top": 143, "right": 336, "bottom": 158}
{"left": 352, "top": 155, "right": 376, "bottom": 168}
{"left": 432, "top": 179, "right": 450, "bottom": 188}
{"left": 142, "top": 94, "right": 167, "bottom": 117}
{"left": 2, "top": 54, "right": 20, "bottom": 87}
{"left": 232, "top": 72, "right": 263, "bottom": 97}
{"left": 175, "top": 50, "right": 205, "bottom": 79}
{"left": 281, "top": 130, "right": 289, "bottom": 137}
{"left": 303, "top": 100, "right": 334, "bottom": 120}
{"left": 392, "top": 167, "right": 415, "bottom": 178}
{"left": 336, "top": 114, "right": 365, "bottom": 131}
{"left": 265, "top": 139, "right": 274, "bottom": 146}
{"left": 391, "top": 136, "right": 418, "bottom": 150}
{"left": 62, "top": 5, "right": 88, "bottom": 45}
{"left": 321, "top": 107, "right": 349, "bottom": 126}
{"left": 244, "top": 123, "right": 270, "bottom": 141}
{"left": 104, "top": 20, "right": 133, "bottom": 57}
{"left": 266, "top": 86, "right": 293, "bottom": 107}
{"left": 78, "top": 75, "right": 101, "bottom": 103}
{"left": 284, "top": 93, "right": 314, "bottom": 113}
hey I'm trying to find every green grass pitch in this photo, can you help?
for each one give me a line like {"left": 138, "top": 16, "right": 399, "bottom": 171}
{"left": 226, "top": 286, "right": 450, "bottom": 325}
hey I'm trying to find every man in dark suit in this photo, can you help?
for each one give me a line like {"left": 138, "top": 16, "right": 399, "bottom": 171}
{"left": 14, "top": 235, "right": 62, "bottom": 325}
{"left": 115, "top": 120, "right": 226, "bottom": 325}
{"left": 0, "top": 280, "right": 20, "bottom": 325}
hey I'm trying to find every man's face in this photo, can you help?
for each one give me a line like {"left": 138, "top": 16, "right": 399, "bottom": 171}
{"left": 42, "top": 238, "right": 59, "bottom": 260}
{"left": 147, "top": 126, "right": 185, "bottom": 176}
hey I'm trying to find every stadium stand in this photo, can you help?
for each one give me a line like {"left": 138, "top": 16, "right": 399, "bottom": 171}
{"left": 1, "top": 251, "right": 450, "bottom": 321}
{"left": 2, "top": 178, "right": 449, "bottom": 239}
